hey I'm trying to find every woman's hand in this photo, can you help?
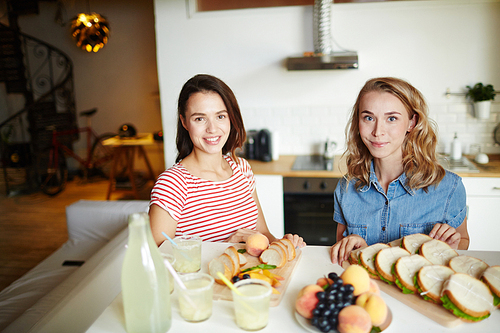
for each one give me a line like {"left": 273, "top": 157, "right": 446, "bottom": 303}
{"left": 283, "top": 234, "right": 306, "bottom": 248}
{"left": 225, "top": 228, "right": 259, "bottom": 243}
{"left": 429, "top": 223, "right": 461, "bottom": 249}
{"left": 330, "top": 234, "right": 367, "bottom": 266}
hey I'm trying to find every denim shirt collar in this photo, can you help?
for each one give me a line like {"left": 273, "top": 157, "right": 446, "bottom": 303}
{"left": 359, "top": 160, "right": 415, "bottom": 196}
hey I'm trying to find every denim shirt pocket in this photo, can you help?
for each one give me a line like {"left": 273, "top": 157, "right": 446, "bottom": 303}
{"left": 346, "top": 223, "right": 368, "bottom": 240}
{"left": 399, "top": 222, "right": 435, "bottom": 238}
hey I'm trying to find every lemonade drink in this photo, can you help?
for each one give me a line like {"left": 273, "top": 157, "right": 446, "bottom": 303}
{"left": 173, "top": 235, "right": 202, "bottom": 273}
{"left": 161, "top": 253, "right": 175, "bottom": 293}
{"left": 178, "top": 273, "right": 214, "bottom": 322}
{"left": 232, "top": 279, "right": 272, "bottom": 331}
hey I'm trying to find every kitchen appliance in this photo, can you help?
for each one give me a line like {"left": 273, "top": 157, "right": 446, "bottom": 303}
{"left": 245, "top": 129, "right": 272, "bottom": 162}
{"left": 284, "top": 176, "right": 339, "bottom": 246}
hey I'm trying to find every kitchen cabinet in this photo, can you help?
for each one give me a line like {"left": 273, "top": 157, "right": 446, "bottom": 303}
{"left": 462, "top": 177, "right": 500, "bottom": 251}
{"left": 254, "top": 174, "right": 284, "bottom": 238}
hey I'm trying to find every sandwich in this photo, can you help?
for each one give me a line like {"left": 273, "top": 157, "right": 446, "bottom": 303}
{"left": 387, "top": 237, "right": 402, "bottom": 247}
{"left": 359, "top": 243, "right": 390, "bottom": 279}
{"left": 419, "top": 239, "right": 458, "bottom": 265}
{"left": 481, "top": 265, "right": 500, "bottom": 308}
{"left": 348, "top": 246, "right": 366, "bottom": 265}
{"left": 393, "top": 254, "right": 431, "bottom": 294}
{"left": 441, "top": 273, "right": 494, "bottom": 322}
{"left": 401, "top": 233, "right": 432, "bottom": 254}
{"left": 415, "top": 265, "right": 454, "bottom": 304}
{"left": 448, "top": 255, "right": 489, "bottom": 279}
{"left": 374, "top": 246, "right": 410, "bottom": 284}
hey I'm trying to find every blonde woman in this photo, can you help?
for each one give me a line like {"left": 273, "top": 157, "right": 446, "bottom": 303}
{"left": 330, "top": 77, "right": 469, "bottom": 265}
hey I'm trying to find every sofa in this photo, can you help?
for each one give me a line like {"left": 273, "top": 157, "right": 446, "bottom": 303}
{"left": 0, "top": 199, "right": 150, "bottom": 333}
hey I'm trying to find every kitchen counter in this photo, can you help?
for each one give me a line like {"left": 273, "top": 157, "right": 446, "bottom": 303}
{"left": 249, "top": 155, "right": 500, "bottom": 178}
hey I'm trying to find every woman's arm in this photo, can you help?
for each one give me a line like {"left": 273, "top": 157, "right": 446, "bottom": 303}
{"left": 149, "top": 204, "right": 178, "bottom": 246}
{"left": 429, "top": 218, "right": 469, "bottom": 250}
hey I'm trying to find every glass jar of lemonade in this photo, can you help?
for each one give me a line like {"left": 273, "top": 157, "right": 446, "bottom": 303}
{"left": 178, "top": 272, "right": 214, "bottom": 322}
{"left": 231, "top": 279, "right": 272, "bottom": 331}
{"left": 173, "top": 235, "right": 202, "bottom": 273}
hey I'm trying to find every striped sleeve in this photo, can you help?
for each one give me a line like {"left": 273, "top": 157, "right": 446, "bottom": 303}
{"left": 149, "top": 166, "right": 187, "bottom": 221}
{"left": 235, "top": 157, "right": 256, "bottom": 193}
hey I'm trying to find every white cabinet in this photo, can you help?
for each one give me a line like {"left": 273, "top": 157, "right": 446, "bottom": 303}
{"left": 462, "top": 177, "right": 500, "bottom": 251}
{"left": 254, "top": 175, "right": 284, "bottom": 238}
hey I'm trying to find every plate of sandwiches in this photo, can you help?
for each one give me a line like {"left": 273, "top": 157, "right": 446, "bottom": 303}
{"left": 344, "top": 233, "right": 500, "bottom": 327}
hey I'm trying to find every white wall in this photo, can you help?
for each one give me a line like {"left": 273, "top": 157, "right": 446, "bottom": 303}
{"left": 154, "top": 0, "right": 500, "bottom": 168}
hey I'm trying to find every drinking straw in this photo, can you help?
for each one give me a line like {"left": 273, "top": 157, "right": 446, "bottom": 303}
{"left": 217, "top": 272, "right": 258, "bottom": 314}
{"left": 163, "top": 257, "right": 198, "bottom": 309}
{"left": 162, "top": 231, "right": 191, "bottom": 260}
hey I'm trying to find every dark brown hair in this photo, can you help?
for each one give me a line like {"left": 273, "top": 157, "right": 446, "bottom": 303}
{"left": 176, "top": 74, "right": 246, "bottom": 163}
{"left": 345, "top": 77, "right": 445, "bottom": 191}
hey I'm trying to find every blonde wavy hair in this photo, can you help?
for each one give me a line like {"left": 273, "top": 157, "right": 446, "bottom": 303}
{"left": 344, "top": 77, "right": 445, "bottom": 191}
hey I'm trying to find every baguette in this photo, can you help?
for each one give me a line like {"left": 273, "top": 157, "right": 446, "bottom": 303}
{"left": 238, "top": 252, "right": 247, "bottom": 267}
{"left": 420, "top": 239, "right": 458, "bottom": 265}
{"left": 224, "top": 246, "right": 241, "bottom": 276}
{"left": 218, "top": 253, "right": 235, "bottom": 277}
{"left": 208, "top": 257, "right": 231, "bottom": 285}
{"left": 393, "top": 254, "right": 432, "bottom": 294}
{"left": 401, "top": 233, "right": 432, "bottom": 254}
{"left": 259, "top": 248, "right": 285, "bottom": 268}
{"left": 359, "top": 243, "right": 390, "bottom": 279}
{"left": 448, "top": 255, "right": 489, "bottom": 279}
{"left": 279, "top": 238, "right": 296, "bottom": 261}
{"left": 481, "top": 265, "right": 500, "bottom": 308}
{"left": 374, "top": 246, "right": 410, "bottom": 283}
{"left": 442, "top": 273, "right": 494, "bottom": 321}
{"left": 416, "top": 265, "right": 454, "bottom": 304}
{"left": 270, "top": 241, "right": 289, "bottom": 262}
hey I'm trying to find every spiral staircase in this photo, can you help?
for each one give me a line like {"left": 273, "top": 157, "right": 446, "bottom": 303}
{"left": 0, "top": 1, "right": 77, "bottom": 196}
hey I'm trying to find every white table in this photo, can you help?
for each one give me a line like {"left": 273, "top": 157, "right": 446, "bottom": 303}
{"left": 86, "top": 243, "right": 500, "bottom": 333}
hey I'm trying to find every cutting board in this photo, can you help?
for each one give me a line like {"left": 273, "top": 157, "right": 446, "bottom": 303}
{"left": 342, "top": 262, "right": 463, "bottom": 328}
{"left": 212, "top": 244, "right": 302, "bottom": 306}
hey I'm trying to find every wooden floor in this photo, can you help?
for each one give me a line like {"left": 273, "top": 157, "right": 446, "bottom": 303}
{"left": 0, "top": 176, "right": 153, "bottom": 293}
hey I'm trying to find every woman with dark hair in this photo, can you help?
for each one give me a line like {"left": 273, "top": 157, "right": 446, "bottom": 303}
{"left": 149, "top": 74, "right": 305, "bottom": 248}
{"left": 330, "top": 77, "right": 469, "bottom": 265}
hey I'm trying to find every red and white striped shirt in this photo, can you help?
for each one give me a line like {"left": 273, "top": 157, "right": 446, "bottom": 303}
{"left": 150, "top": 155, "right": 258, "bottom": 242}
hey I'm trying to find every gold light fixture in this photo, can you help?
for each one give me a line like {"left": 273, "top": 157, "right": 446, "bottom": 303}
{"left": 71, "top": 12, "right": 110, "bottom": 53}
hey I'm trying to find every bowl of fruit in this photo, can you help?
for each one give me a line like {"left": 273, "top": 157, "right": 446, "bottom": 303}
{"left": 295, "top": 265, "right": 392, "bottom": 333}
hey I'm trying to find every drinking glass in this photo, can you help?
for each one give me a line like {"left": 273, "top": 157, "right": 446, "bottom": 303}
{"left": 161, "top": 253, "right": 175, "bottom": 293}
{"left": 178, "top": 272, "right": 214, "bottom": 322}
{"left": 173, "top": 235, "right": 202, "bottom": 273}
{"left": 231, "top": 279, "right": 272, "bottom": 331}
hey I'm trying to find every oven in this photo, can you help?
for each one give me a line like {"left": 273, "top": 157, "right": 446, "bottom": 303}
{"left": 283, "top": 176, "right": 339, "bottom": 246}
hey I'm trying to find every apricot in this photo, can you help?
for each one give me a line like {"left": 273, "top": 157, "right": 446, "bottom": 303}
{"left": 245, "top": 233, "right": 269, "bottom": 257}
{"left": 316, "top": 277, "right": 334, "bottom": 288}
{"left": 337, "top": 305, "right": 372, "bottom": 333}
{"left": 341, "top": 265, "right": 370, "bottom": 296}
{"left": 355, "top": 292, "right": 388, "bottom": 327}
{"left": 295, "top": 284, "right": 324, "bottom": 319}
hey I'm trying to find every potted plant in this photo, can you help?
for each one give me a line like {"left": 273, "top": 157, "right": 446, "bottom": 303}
{"left": 466, "top": 83, "right": 496, "bottom": 120}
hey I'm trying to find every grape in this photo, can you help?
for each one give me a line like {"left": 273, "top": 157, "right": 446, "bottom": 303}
{"left": 344, "top": 283, "right": 355, "bottom": 294}
{"left": 311, "top": 317, "right": 319, "bottom": 327}
{"left": 316, "top": 291, "right": 326, "bottom": 301}
{"left": 232, "top": 276, "right": 241, "bottom": 283}
{"left": 312, "top": 308, "right": 321, "bottom": 317}
{"left": 242, "top": 274, "right": 250, "bottom": 279}
{"left": 328, "top": 272, "right": 338, "bottom": 280}
{"left": 322, "top": 309, "right": 332, "bottom": 317}
{"left": 318, "top": 317, "right": 329, "bottom": 328}
{"left": 321, "top": 324, "right": 332, "bottom": 332}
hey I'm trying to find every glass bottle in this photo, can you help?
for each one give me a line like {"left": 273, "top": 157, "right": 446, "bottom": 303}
{"left": 121, "top": 212, "right": 171, "bottom": 333}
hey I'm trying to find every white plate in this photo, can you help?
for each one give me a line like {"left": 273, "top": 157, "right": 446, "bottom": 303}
{"left": 295, "top": 307, "right": 393, "bottom": 332}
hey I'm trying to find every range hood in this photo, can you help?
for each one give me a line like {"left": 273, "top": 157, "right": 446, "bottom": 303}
{"left": 287, "top": 0, "right": 358, "bottom": 70}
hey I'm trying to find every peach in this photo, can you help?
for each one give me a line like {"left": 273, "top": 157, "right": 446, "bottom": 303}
{"left": 355, "top": 292, "right": 388, "bottom": 327}
{"left": 316, "top": 277, "right": 334, "bottom": 288}
{"left": 337, "top": 305, "right": 372, "bottom": 333}
{"left": 368, "top": 279, "right": 380, "bottom": 295}
{"left": 341, "top": 265, "right": 370, "bottom": 296}
{"left": 295, "top": 284, "right": 324, "bottom": 319}
{"left": 245, "top": 233, "right": 269, "bottom": 256}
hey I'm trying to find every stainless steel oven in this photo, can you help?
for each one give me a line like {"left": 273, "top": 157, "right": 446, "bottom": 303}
{"left": 283, "top": 174, "right": 339, "bottom": 246}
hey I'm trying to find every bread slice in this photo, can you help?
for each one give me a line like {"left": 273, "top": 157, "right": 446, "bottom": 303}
{"left": 278, "top": 238, "right": 296, "bottom": 261}
{"left": 416, "top": 265, "right": 454, "bottom": 304}
{"left": 402, "top": 233, "right": 432, "bottom": 254}
{"left": 394, "top": 254, "right": 432, "bottom": 293}
{"left": 374, "top": 246, "right": 410, "bottom": 283}
{"left": 359, "top": 243, "right": 390, "bottom": 279}
{"left": 270, "top": 241, "right": 289, "bottom": 262}
{"left": 387, "top": 237, "right": 402, "bottom": 247}
{"left": 449, "top": 255, "right": 489, "bottom": 279}
{"left": 442, "top": 273, "right": 494, "bottom": 320}
{"left": 420, "top": 239, "right": 458, "bottom": 265}
{"left": 238, "top": 252, "right": 247, "bottom": 267}
{"left": 259, "top": 248, "right": 285, "bottom": 268}
{"left": 208, "top": 257, "right": 231, "bottom": 285}
{"left": 348, "top": 246, "right": 366, "bottom": 265}
{"left": 224, "top": 246, "right": 241, "bottom": 276}
{"left": 481, "top": 265, "right": 500, "bottom": 307}
{"left": 218, "top": 253, "right": 235, "bottom": 277}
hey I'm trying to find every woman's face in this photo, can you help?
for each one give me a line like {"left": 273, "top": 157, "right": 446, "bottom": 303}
{"left": 181, "top": 91, "right": 231, "bottom": 156}
{"left": 358, "top": 91, "right": 416, "bottom": 163}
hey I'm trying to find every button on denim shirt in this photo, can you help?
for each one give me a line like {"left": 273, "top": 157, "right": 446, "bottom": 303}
{"left": 333, "top": 162, "right": 467, "bottom": 245}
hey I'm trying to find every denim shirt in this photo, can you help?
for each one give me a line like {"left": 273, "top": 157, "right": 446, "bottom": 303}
{"left": 333, "top": 162, "right": 467, "bottom": 245}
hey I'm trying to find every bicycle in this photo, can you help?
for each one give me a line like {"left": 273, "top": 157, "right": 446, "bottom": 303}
{"left": 40, "top": 108, "right": 116, "bottom": 196}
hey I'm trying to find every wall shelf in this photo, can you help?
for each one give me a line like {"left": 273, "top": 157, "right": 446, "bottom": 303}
{"left": 445, "top": 88, "right": 500, "bottom": 99}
